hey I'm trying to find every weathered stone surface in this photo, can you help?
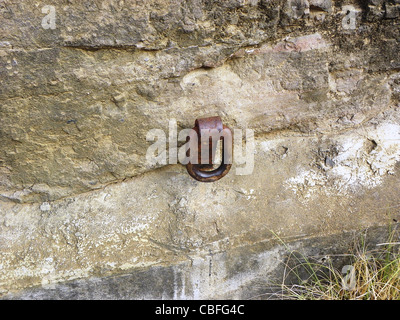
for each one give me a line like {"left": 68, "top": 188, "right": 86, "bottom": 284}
{"left": 1, "top": 0, "right": 399, "bottom": 203}
{"left": 1, "top": 118, "right": 400, "bottom": 295}
{"left": 385, "top": 4, "right": 400, "bottom": 18}
{"left": 0, "top": 0, "right": 399, "bottom": 298}
{"left": 3, "top": 226, "right": 395, "bottom": 299}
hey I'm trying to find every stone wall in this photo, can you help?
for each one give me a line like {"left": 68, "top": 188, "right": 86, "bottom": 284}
{"left": 0, "top": 0, "right": 399, "bottom": 298}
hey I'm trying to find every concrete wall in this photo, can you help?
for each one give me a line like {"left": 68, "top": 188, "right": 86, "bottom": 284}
{"left": 0, "top": 0, "right": 399, "bottom": 298}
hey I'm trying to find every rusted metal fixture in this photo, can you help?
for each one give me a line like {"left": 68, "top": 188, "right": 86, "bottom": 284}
{"left": 186, "top": 116, "right": 232, "bottom": 182}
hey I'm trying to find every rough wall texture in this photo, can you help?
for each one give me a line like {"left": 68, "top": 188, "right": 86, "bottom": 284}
{"left": 0, "top": 0, "right": 400, "bottom": 298}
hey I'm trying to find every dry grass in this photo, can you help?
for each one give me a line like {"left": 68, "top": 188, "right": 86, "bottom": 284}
{"left": 274, "top": 228, "right": 400, "bottom": 300}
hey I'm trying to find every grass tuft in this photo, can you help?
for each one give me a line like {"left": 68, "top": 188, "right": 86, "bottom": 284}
{"left": 272, "top": 227, "right": 400, "bottom": 300}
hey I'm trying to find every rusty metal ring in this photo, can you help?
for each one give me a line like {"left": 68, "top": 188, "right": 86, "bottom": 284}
{"left": 186, "top": 116, "right": 232, "bottom": 182}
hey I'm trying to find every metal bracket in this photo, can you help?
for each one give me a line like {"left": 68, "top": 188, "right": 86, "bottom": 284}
{"left": 186, "top": 116, "right": 232, "bottom": 182}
